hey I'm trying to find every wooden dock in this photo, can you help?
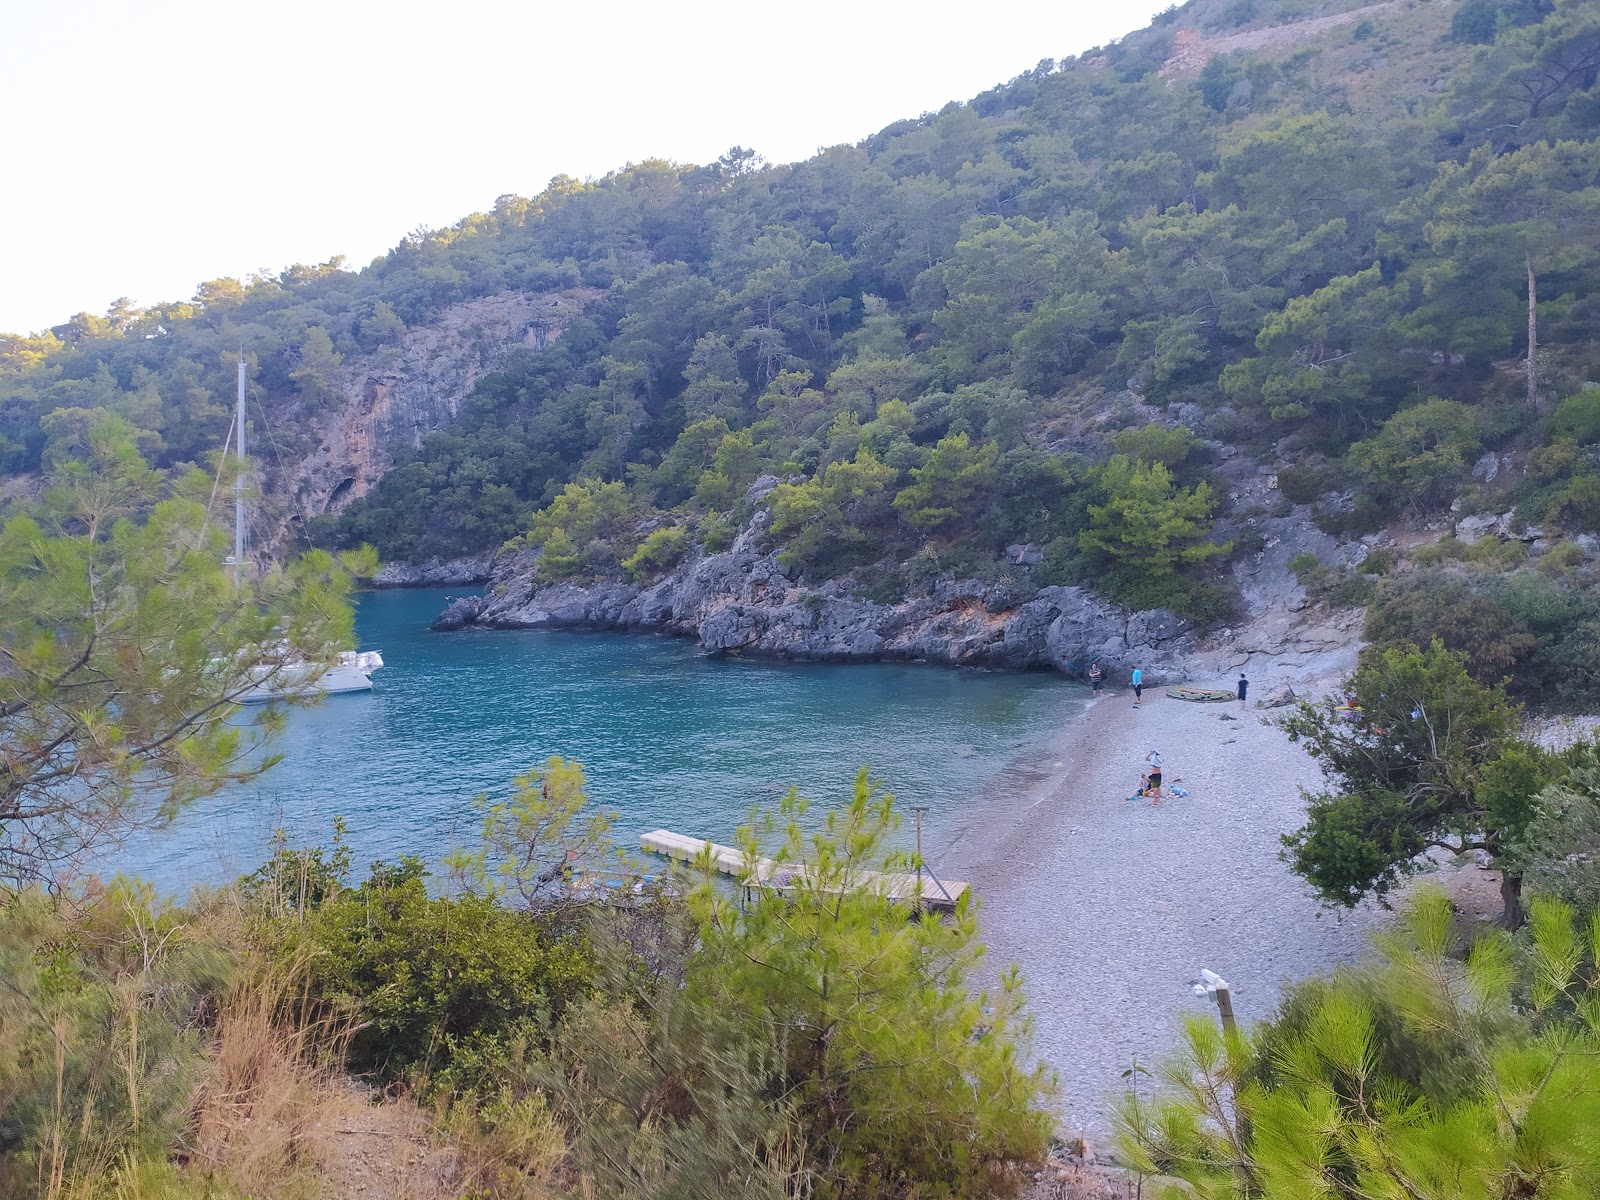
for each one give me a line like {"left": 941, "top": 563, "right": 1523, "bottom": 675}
{"left": 638, "top": 829, "right": 969, "bottom": 912}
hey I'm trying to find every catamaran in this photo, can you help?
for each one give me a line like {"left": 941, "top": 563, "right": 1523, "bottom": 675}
{"left": 225, "top": 359, "right": 384, "bottom": 702}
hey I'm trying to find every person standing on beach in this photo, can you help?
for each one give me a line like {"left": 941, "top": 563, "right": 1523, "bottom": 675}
{"left": 1237, "top": 672, "right": 1249, "bottom": 709}
{"left": 1132, "top": 666, "right": 1143, "bottom": 708}
{"left": 1144, "top": 748, "right": 1163, "bottom": 802}
{"left": 1089, "top": 662, "right": 1103, "bottom": 695}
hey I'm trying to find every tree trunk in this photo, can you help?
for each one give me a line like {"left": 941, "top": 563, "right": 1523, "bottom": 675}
{"left": 1499, "top": 870, "right": 1525, "bottom": 931}
{"left": 1526, "top": 251, "right": 1538, "bottom": 414}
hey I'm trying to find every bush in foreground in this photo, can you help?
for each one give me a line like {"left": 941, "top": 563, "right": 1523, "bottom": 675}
{"left": 1119, "top": 888, "right": 1600, "bottom": 1199}
{"left": 0, "top": 761, "right": 1055, "bottom": 1199}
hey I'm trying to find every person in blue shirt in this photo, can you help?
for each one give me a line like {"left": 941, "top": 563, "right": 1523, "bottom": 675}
{"left": 1132, "top": 666, "right": 1143, "bottom": 708}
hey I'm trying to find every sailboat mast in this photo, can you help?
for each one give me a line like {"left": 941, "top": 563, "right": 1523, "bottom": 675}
{"left": 234, "top": 359, "right": 246, "bottom": 583}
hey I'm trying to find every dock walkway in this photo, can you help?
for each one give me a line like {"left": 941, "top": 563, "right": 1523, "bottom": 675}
{"left": 639, "top": 828, "right": 969, "bottom": 912}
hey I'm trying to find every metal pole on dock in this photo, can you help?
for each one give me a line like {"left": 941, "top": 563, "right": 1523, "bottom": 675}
{"left": 912, "top": 805, "right": 928, "bottom": 913}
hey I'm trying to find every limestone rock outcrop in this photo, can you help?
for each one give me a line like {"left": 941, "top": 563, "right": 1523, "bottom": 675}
{"left": 373, "top": 553, "right": 498, "bottom": 588}
{"left": 262, "top": 289, "right": 597, "bottom": 548}
{"left": 436, "top": 521, "right": 1196, "bottom": 680}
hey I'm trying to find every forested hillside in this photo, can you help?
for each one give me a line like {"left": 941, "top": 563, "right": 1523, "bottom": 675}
{"left": 3, "top": 0, "right": 1598, "bottom": 621}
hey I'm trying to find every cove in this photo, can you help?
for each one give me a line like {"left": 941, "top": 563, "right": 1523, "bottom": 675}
{"left": 111, "top": 588, "right": 1083, "bottom": 894}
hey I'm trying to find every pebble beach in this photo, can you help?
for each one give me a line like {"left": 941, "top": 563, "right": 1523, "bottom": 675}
{"left": 945, "top": 682, "right": 1392, "bottom": 1135}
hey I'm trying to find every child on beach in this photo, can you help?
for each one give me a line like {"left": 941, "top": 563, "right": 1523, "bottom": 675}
{"left": 1237, "top": 672, "right": 1249, "bottom": 709}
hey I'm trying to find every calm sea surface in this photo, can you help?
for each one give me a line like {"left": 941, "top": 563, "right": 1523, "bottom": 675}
{"left": 112, "top": 588, "right": 1082, "bottom": 893}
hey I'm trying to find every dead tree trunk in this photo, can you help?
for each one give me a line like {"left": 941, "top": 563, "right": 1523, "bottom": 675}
{"left": 1527, "top": 250, "right": 1539, "bottom": 414}
{"left": 1500, "top": 870, "right": 1525, "bottom": 931}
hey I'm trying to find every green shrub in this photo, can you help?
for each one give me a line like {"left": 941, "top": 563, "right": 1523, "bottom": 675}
{"left": 1538, "top": 539, "right": 1586, "bottom": 573}
{"left": 1094, "top": 564, "right": 1236, "bottom": 625}
{"left": 1232, "top": 521, "right": 1267, "bottom": 556}
{"left": 1290, "top": 552, "right": 1377, "bottom": 610}
{"left": 534, "top": 526, "right": 581, "bottom": 583}
{"left": 1520, "top": 746, "right": 1600, "bottom": 911}
{"left": 1277, "top": 465, "right": 1328, "bottom": 505}
{"left": 1079, "top": 456, "right": 1228, "bottom": 571}
{"left": 1313, "top": 492, "right": 1389, "bottom": 536}
{"left": 1358, "top": 548, "right": 1397, "bottom": 575}
{"left": 1547, "top": 472, "right": 1600, "bottom": 531}
{"left": 1034, "top": 535, "right": 1085, "bottom": 587}
{"left": 1553, "top": 385, "right": 1600, "bottom": 445}
{"left": 1122, "top": 890, "right": 1600, "bottom": 1195}
{"left": 1411, "top": 535, "right": 1528, "bottom": 570}
{"left": 287, "top": 858, "right": 595, "bottom": 1084}
{"left": 1110, "top": 422, "right": 1200, "bottom": 470}
{"left": 240, "top": 819, "right": 353, "bottom": 914}
{"left": 681, "top": 772, "right": 1055, "bottom": 1194}
{"left": 699, "top": 510, "right": 736, "bottom": 554}
{"left": 1364, "top": 571, "right": 1536, "bottom": 686}
{"left": 1346, "top": 398, "right": 1481, "bottom": 514}
{"left": 0, "top": 884, "right": 233, "bottom": 1197}
{"left": 1288, "top": 550, "right": 1329, "bottom": 587}
{"left": 622, "top": 525, "right": 689, "bottom": 580}
{"left": 853, "top": 560, "right": 911, "bottom": 604}
{"left": 1452, "top": 0, "right": 1555, "bottom": 44}
{"left": 1326, "top": 573, "right": 1378, "bottom": 607}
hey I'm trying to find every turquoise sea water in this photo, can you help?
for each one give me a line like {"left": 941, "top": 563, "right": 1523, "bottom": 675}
{"left": 112, "top": 588, "right": 1081, "bottom": 893}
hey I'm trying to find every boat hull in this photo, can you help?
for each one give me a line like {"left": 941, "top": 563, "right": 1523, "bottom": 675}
{"left": 238, "top": 650, "right": 383, "bottom": 703}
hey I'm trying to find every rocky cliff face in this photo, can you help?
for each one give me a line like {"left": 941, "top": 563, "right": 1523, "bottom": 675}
{"left": 372, "top": 552, "right": 498, "bottom": 588}
{"left": 268, "top": 289, "right": 597, "bottom": 542}
{"left": 1194, "top": 444, "right": 1370, "bottom": 683}
{"left": 433, "top": 512, "right": 1197, "bottom": 681}
{"left": 431, "top": 451, "right": 1373, "bottom": 687}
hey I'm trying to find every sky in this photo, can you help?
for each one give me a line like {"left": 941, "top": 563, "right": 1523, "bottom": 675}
{"left": 0, "top": 0, "right": 1171, "bottom": 335}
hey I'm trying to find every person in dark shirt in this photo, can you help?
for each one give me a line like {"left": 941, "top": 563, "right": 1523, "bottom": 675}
{"left": 1237, "top": 672, "right": 1249, "bottom": 709}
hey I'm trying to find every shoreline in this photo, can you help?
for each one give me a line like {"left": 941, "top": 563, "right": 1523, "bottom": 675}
{"left": 950, "top": 681, "right": 1391, "bottom": 1134}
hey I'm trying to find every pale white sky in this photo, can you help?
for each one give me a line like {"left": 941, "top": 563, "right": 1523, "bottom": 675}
{"left": 0, "top": 0, "right": 1169, "bottom": 335}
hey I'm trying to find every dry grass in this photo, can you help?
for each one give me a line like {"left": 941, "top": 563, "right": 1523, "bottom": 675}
{"left": 183, "top": 954, "right": 462, "bottom": 1200}
{"left": 434, "top": 1088, "right": 572, "bottom": 1199}
{"left": 1021, "top": 1157, "right": 1152, "bottom": 1200}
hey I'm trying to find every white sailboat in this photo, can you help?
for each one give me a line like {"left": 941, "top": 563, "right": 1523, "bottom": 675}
{"left": 226, "top": 359, "right": 384, "bottom": 702}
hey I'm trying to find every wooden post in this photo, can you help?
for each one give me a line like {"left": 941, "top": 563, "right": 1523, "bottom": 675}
{"left": 1200, "top": 969, "right": 1237, "bottom": 1034}
{"left": 1214, "top": 983, "right": 1237, "bottom": 1033}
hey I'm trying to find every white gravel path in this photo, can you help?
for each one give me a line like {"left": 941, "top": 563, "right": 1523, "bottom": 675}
{"left": 943, "top": 685, "right": 1391, "bottom": 1134}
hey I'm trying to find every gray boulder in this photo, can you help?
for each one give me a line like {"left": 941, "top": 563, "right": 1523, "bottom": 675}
{"left": 430, "top": 595, "right": 486, "bottom": 631}
{"left": 1255, "top": 684, "right": 1298, "bottom": 709}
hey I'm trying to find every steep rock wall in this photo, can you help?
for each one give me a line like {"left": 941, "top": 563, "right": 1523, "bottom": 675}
{"left": 267, "top": 289, "right": 597, "bottom": 544}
